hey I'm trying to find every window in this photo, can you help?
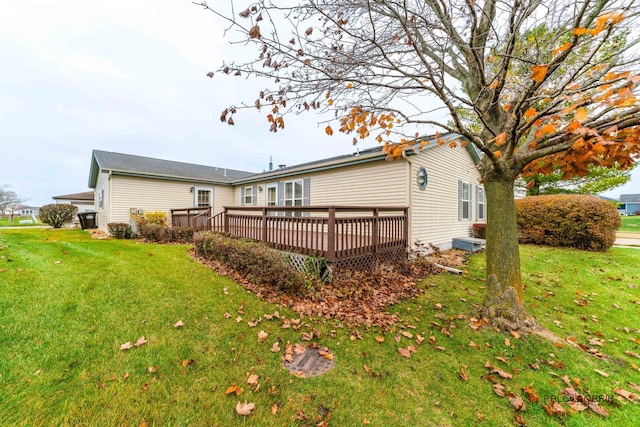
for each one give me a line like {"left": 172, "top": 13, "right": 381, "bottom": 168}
{"left": 284, "top": 179, "right": 304, "bottom": 216}
{"left": 459, "top": 181, "right": 471, "bottom": 220}
{"left": 476, "top": 186, "right": 486, "bottom": 221}
{"left": 194, "top": 186, "right": 213, "bottom": 207}
{"left": 243, "top": 186, "right": 254, "bottom": 205}
{"left": 98, "top": 190, "right": 104, "bottom": 209}
{"left": 266, "top": 183, "right": 278, "bottom": 207}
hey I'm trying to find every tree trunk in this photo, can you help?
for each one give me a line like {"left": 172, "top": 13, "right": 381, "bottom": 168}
{"left": 481, "top": 175, "right": 537, "bottom": 331}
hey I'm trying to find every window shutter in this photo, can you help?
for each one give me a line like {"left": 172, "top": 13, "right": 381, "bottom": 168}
{"left": 252, "top": 185, "right": 257, "bottom": 205}
{"left": 458, "top": 180, "right": 462, "bottom": 221}
{"left": 468, "top": 182, "right": 472, "bottom": 221}
{"left": 241, "top": 187, "right": 245, "bottom": 206}
{"left": 475, "top": 186, "right": 479, "bottom": 221}
{"left": 302, "top": 178, "right": 310, "bottom": 217}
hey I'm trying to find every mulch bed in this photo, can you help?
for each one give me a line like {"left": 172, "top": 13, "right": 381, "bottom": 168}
{"left": 192, "top": 248, "right": 469, "bottom": 330}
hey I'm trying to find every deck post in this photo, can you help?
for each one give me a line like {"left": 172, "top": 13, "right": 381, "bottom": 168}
{"left": 403, "top": 207, "right": 409, "bottom": 248}
{"left": 188, "top": 208, "right": 193, "bottom": 229}
{"left": 372, "top": 207, "right": 379, "bottom": 255}
{"left": 261, "top": 208, "right": 268, "bottom": 243}
{"left": 224, "top": 207, "right": 229, "bottom": 233}
{"left": 327, "top": 206, "right": 336, "bottom": 261}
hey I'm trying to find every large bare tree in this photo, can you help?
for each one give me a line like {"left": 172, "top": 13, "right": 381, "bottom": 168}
{"left": 198, "top": 0, "right": 640, "bottom": 330}
{"left": 0, "top": 185, "right": 27, "bottom": 215}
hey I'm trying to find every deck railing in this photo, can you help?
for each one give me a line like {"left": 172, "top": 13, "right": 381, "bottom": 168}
{"left": 175, "top": 206, "right": 408, "bottom": 262}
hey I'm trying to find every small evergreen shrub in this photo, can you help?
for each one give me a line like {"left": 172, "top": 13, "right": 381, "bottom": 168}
{"left": 108, "top": 223, "right": 132, "bottom": 239}
{"left": 471, "top": 223, "right": 486, "bottom": 239}
{"left": 137, "top": 224, "right": 193, "bottom": 243}
{"left": 39, "top": 204, "right": 78, "bottom": 228}
{"left": 193, "top": 231, "right": 308, "bottom": 294}
{"left": 515, "top": 194, "right": 620, "bottom": 251}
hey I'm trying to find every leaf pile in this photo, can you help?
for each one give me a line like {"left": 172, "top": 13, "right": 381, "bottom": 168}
{"left": 194, "top": 252, "right": 424, "bottom": 329}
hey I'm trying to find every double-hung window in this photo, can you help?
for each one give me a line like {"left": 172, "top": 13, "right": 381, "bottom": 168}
{"left": 243, "top": 186, "right": 254, "bottom": 205}
{"left": 476, "top": 187, "right": 486, "bottom": 221}
{"left": 284, "top": 180, "right": 304, "bottom": 216}
{"left": 459, "top": 181, "right": 471, "bottom": 220}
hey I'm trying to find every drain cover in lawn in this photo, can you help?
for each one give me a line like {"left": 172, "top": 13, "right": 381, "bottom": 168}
{"left": 284, "top": 346, "right": 335, "bottom": 377}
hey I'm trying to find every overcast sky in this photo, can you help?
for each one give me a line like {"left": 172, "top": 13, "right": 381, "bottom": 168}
{"left": 1, "top": 0, "right": 638, "bottom": 207}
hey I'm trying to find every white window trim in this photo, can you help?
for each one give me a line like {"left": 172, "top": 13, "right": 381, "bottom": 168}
{"left": 244, "top": 186, "right": 254, "bottom": 206}
{"left": 194, "top": 186, "right": 214, "bottom": 207}
{"left": 266, "top": 183, "right": 278, "bottom": 207}
{"left": 460, "top": 181, "right": 471, "bottom": 221}
{"left": 477, "top": 186, "right": 486, "bottom": 221}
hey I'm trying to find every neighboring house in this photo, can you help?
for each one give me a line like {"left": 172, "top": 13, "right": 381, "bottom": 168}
{"left": 52, "top": 191, "right": 95, "bottom": 226}
{"left": 88, "top": 134, "right": 485, "bottom": 251}
{"left": 13, "top": 205, "right": 40, "bottom": 216}
{"left": 620, "top": 193, "right": 640, "bottom": 215}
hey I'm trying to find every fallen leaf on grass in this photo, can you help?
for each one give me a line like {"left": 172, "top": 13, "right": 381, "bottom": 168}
{"left": 625, "top": 350, "right": 640, "bottom": 358}
{"left": 173, "top": 320, "right": 185, "bottom": 328}
{"left": 147, "top": 366, "right": 159, "bottom": 373}
{"left": 459, "top": 365, "right": 469, "bottom": 381}
{"left": 375, "top": 336, "right": 385, "bottom": 343}
{"left": 628, "top": 382, "right": 640, "bottom": 392}
{"left": 247, "top": 374, "right": 259, "bottom": 386}
{"left": 507, "top": 392, "right": 526, "bottom": 412}
{"left": 523, "top": 385, "right": 539, "bottom": 403}
{"left": 401, "top": 331, "right": 413, "bottom": 339}
{"left": 119, "top": 342, "right": 133, "bottom": 351}
{"left": 182, "top": 359, "right": 194, "bottom": 367}
{"left": 224, "top": 312, "right": 232, "bottom": 319}
{"left": 543, "top": 401, "right": 566, "bottom": 416}
{"left": 594, "top": 369, "right": 609, "bottom": 377}
{"left": 492, "top": 368, "right": 513, "bottom": 379}
{"left": 258, "top": 331, "right": 268, "bottom": 342}
{"left": 236, "top": 401, "right": 255, "bottom": 416}
{"left": 135, "top": 336, "right": 148, "bottom": 347}
{"left": 398, "top": 347, "right": 412, "bottom": 358}
{"left": 614, "top": 388, "right": 638, "bottom": 402}
{"left": 493, "top": 383, "right": 506, "bottom": 397}
{"left": 270, "top": 342, "right": 281, "bottom": 352}
{"left": 226, "top": 383, "right": 243, "bottom": 396}
{"left": 566, "top": 401, "right": 587, "bottom": 413}
{"left": 271, "top": 403, "right": 280, "bottom": 415}
{"left": 510, "top": 330, "right": 521, "bottom": 340}
{"left": 587, "top": 401, "right": 608, "bottom": 417}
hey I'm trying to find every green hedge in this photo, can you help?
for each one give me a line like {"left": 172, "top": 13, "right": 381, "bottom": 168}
{"left": 193, "top": 231, "right": 308, "bottom": 295}
{"left": 137, "top": 224, "right": 193, "bottom": 243}
{"left": 515, "top": 194, "right": 620, "bottom": 251}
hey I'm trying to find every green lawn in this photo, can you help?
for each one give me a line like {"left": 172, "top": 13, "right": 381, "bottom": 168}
{"left": 1, "top": 228, "right": 639, "bottom": 426}
{"left": 620, "top": 215, "right": 640, "bottom": 233}
{"left": 0, "top": 217, "right": 41, "bottom": 227}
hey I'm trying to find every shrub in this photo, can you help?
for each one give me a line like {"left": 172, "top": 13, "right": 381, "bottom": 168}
{"left": 39, "top": 204, "right": 78, "bottom": 228}
{"left": 193, "top": 231, "right": 308, "bottom": 294}
{"left": 515, "top": 194, "right": 620, "bottom": 251}
{"left": 137, "top": 224, "right": 194, "bottom": 243}
{"left": 108, "top": 223, "right": 132, "bottom": 239}
{"left": 471, "top": 223, "right": 486, "bottom": 239}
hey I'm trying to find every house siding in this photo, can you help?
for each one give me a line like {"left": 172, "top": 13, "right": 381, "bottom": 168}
{"left": 231, "top": 160, "right": 408, "bottom": 209}
{"left": 95, "top": 171, "right": 110, "bottom": 230}
{"left": 409, "top": 144, "right": 483, "bottom": 249}
{"left": 96, "top": 174, "right": 233, "bottom": 230}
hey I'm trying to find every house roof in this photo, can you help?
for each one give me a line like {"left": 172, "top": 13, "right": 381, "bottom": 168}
{"left": 233, "top": 133, "right": 479, "bottom": 184}
{"left": 53, "top": 191, "right": 95, "bottom": 201}
{"left": 620, "top": 194, "right": 640, "bottom": 203}
{"left": 88, "top": 150, "right": 255, "bottom": 188}
{"left": 88, "top": 133, "right": 479, "bottom": 187}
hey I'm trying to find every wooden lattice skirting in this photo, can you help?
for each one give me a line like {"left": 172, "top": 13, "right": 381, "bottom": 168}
{"left": 280, "top": 246, "right": 407, "bottom": 280}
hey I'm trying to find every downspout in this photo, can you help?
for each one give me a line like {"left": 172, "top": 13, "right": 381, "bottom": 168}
{"left": 401, "top": 151, "right": 413, "bottom": 250}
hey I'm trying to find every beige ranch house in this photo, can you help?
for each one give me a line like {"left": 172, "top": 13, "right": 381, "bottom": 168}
{"left": 88, "top": 134, "right": 486, "bottom": 262}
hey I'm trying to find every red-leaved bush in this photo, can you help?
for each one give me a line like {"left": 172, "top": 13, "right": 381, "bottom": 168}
{"left": 515, "top": 194, "right": 620, "bottom": 251}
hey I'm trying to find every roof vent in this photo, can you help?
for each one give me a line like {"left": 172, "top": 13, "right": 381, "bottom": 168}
{"left": 278, "top": 164, "right": 286, "bottom": 169}
{"left": 223, "top": 168, "right": 227, "bottom": 177}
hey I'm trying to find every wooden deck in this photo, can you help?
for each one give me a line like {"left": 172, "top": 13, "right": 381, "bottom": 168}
{"left": 171, "top": 206, "right": 408, "bottom": 264}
